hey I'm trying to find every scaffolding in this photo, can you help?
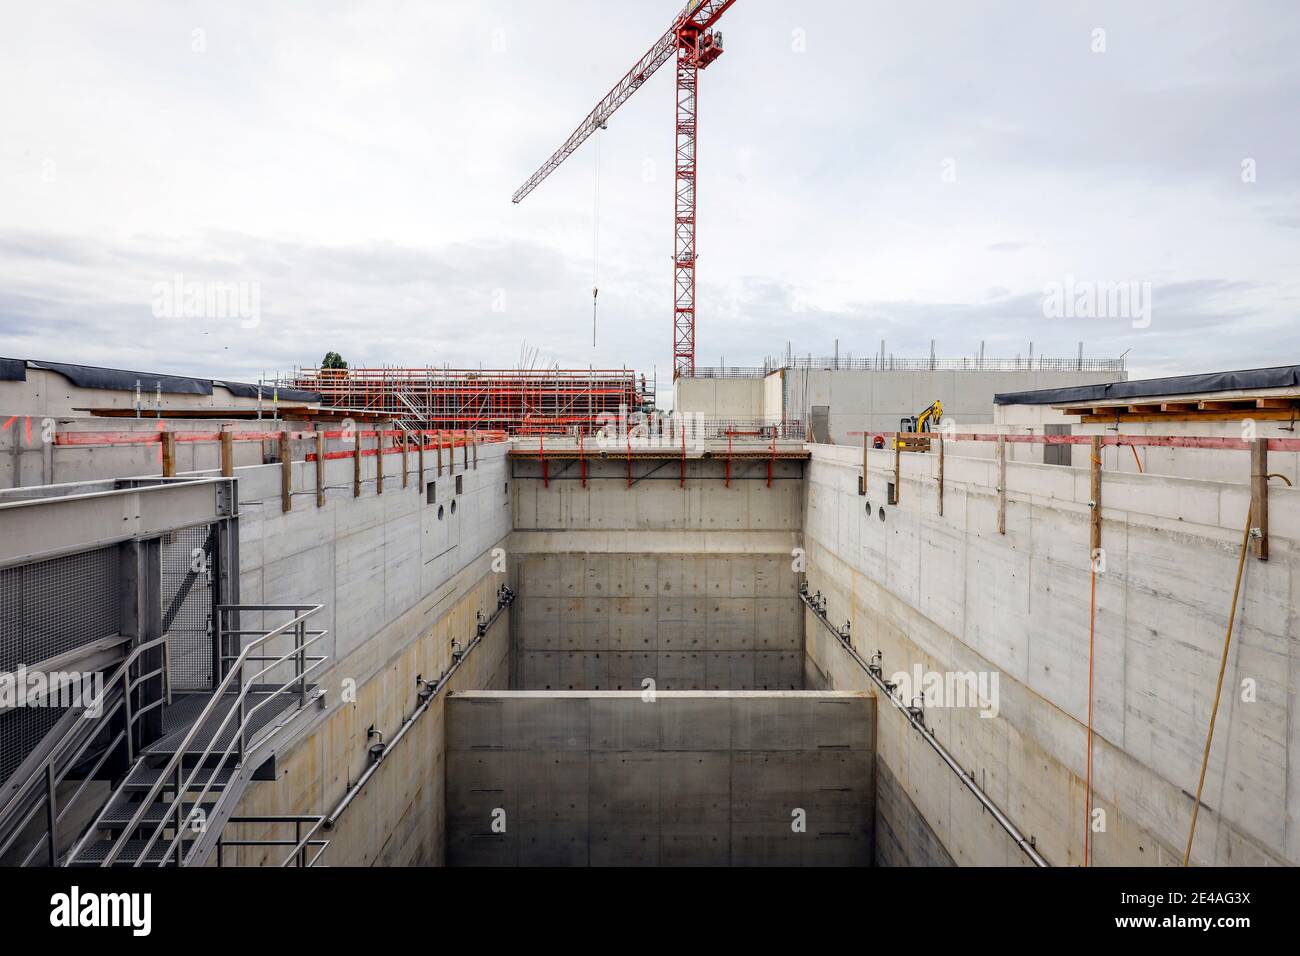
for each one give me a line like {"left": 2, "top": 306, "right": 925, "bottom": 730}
{"left": 281, "top": 367, "right": 654, "bottom": 435}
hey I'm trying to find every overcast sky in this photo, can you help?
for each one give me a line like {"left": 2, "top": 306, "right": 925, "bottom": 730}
{"left": 1, "top": 1, "right": 1297, "bottom": 402}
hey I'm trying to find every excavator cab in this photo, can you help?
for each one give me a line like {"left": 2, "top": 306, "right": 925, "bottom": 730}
{"left": 895, "top": 400, "right": 943, "bottom": 451}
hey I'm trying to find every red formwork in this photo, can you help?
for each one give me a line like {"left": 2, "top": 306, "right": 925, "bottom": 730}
{"left": 283, "top": 367, "right": 652, "bottom": 436}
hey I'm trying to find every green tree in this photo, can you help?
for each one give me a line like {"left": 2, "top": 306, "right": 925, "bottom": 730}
{"left": 321, "top": 351, "right": 348, "bottom": 370}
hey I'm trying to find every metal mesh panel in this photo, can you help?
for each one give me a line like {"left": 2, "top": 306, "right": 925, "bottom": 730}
{"left": 161, "top": 525, "right": 216, "bottom": 691}
{"left": 0, "top": 568, "right": 19, "bottom": 673}
{"left": 0, "top": 546, "right": 121, "bottom": 671}
{"left": 0, "top": 704, "right": 66, "bottom": 788}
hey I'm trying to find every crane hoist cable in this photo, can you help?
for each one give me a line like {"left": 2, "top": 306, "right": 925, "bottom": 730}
{"left": 592, "top": 128, "right": 601, "bottom": 347}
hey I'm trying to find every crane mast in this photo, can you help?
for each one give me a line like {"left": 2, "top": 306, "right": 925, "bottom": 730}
{"left": 511, "top": 1, "right": 739, "bottom": 379}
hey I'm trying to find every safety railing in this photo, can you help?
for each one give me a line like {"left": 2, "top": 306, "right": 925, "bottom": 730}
{"left": 215, "top": 814, "right": 329, "bottom": 867}
{"left": 72, "top": 604, "right": 328, "bottom": 867}
{"left": 686, "top": 356, "right": 1127, "bottom": 376}
{"left": 0, "top": 637, "right": 171, "bottom": 866}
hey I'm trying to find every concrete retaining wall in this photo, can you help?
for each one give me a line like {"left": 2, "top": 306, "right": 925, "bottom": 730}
{"left": 220, "top": 441, "right": 515, "bottom": 865}
{"left": 802, "top": 442, "right": 1300, "bottom": 866}
{"left": 509, "top": 458, "right": 804, "bottom": 691}
{"left": 445, "top": 690, "right": 875, "bottom": 866}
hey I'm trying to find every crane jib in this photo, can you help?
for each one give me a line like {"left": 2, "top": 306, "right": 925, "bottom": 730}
{"left": 510, "top": 0, "right": 740, "bottom": 379}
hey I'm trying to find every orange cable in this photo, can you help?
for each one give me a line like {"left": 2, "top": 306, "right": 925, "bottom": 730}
{"left": 1085, "top": 559, "right": 1096, "bottom": 866}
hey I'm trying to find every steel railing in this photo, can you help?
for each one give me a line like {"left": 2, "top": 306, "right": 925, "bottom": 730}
{"left": 0, "top": 637, "right": 171, "bottom": 866}
{"left": 216, "top": 814, "right": 329, "bottom": 867}
{"left": 71, "top": 604, "right": 327, "bottom": 867}
{"left": 686, "top": 356, "right": 1126, "bottom": 376}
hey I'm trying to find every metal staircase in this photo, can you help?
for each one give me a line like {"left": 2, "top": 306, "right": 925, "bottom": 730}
{"left": 0, "top": 604, "right": 328, "bottom": 867}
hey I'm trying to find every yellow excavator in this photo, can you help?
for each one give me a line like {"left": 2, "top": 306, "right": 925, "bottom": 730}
{"left": 895, "top": 399, "right": 943, "bottom": 451}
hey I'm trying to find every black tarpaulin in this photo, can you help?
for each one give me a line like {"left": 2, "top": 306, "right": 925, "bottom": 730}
{"left": 994, "top": 365, "right": 1300, "bottom": 405}
{"left": 0, "top": 357, "right": 25, "bottom": 382}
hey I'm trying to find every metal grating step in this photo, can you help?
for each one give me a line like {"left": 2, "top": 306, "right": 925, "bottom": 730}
{"left": 71, "top": 839, "right": 194, "bottom": 867}
{"left": 122, "top": 764, "right": 236, "bottom": 792}
{"left": 143, "top": 689, "right": 309, "bottom": 757}
{"left": 100, "top": 794, "right": 215, "bottom": 828}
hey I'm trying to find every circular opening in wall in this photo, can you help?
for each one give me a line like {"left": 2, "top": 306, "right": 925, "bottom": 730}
{"left": 437, "top": 505, "right": 444, "bottom": 520}
{"left": 450, "top": 500, "right": 457, "bottom": 514}
{"left": 865, "top": 500, "right": 872, "bottom": 513}
{"left": 878, "top": 506, "right": 886, "bottom": 521}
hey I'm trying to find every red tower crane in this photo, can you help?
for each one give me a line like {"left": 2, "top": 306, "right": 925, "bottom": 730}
{"left": 511, "top": 1, "right": 739, "bottom": 379}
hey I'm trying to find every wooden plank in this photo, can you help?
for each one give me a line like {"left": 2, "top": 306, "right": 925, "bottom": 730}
{"left": 862, "top": 433, "right": 868, "bottom": 498}
{"left": 279, "top": 433, "right": 292, "bottom": 512}
{"left": 938, "top": 436, "right": 945, "bottom": 517}
{"left": 315, "top": 431, "right": 325, "bottom": 508}
{"left": 353, "top": 433, "right": 362, "bottom": 497}
{"left": 1090, "top": 436, "right": 1102, "bottom": 554}
{"left": 892, "top": 440, "right": 900, "bottom": 505}
{"left": 219, "top": 430, "right": 234, "bottom": 478}
{"left": 417, "top": 430, "right": 425, "bottom": 493}
{"left": 1255, "top": 398, "right": 1298, "bottom": 409}
{"left": 161, "top": 431, "right": 176, "bottom": 478}
{"left": 1199, "top": 399, "right": 1250, "bottom": 411}
{"left": 1084, "top": 409, "right": 1300, "bottom": 425}
{"left": 1251, "top": 438, "right": 1268, "bottom": 561}
{"left": 997, "top": 435, "right": 1006, "bottom": 534}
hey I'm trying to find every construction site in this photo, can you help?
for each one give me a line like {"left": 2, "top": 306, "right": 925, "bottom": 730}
{"left": 0, "top": 5, "right": 1295, "bottom": 927}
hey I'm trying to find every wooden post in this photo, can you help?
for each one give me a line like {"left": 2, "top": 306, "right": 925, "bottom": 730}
{"left": 417, "top": 430, "right": 426, "bottom": 493}
{"left": 892, "top": 440, "right": 901, "bottom": 505}
{"left": 353, "top": 431, "right": 362, "bottom": 498}
{"left": 376, "top": 430, "right": 385, "bottom": 494}
{"left": 279, "top": 433, "right": 292, "bottom": 512}
{"left": 862, "top": 434, "right": 868, "bottom": 498}
{"left": 402, "top": 432, "right": 409, "bottom": 489}
{"left": 220, "top": 429, "right": 234, "bottom": 478}
{"left": 315, "top": 431, "right": 325, "bottom": 508}
{"left": 938, "top": 436, "right": 945, "bottom": 517}
{"left": 1089, "top": 436, "right": 1102, "bottom": 554}
{"left": 473, "top": 435, "right": 478, "bottom": 471}
{"left": 997, "top": 435, "right": 1007, "bottom": 535}
{"left": 161, "top": 431, "right": 176, "bottom": 478}
{"left": 1250, "top": 437, "right": 1268, "bottom": 561}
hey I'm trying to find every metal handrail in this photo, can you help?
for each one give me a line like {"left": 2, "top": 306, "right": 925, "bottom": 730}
{"left": 144, "top": 633, "right": 328, "bottom": 866}
{"left": 134, "top": 607, "right": 327, "bottom": 867}
{"left": 77, "top": 604, "right": 325, "bottom": 867}
{"left": 216, "top": 815, "right": 329, "bottom": 867}
{"left": 0, "top": 636, "right": 171, "bottom": 866}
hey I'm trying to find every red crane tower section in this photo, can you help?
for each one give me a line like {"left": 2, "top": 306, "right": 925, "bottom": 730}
{"left": 511, "top": 1, "right": 739, "bottom": 379}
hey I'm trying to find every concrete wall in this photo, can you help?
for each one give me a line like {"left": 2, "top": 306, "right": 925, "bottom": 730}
{"left": 219, "top": 441, "right": 515, "bottom": 865}
{"left": 509, "top": 457, "right": 804, "bottom": 691}
{"left": 445, "top": 690, "right": 875, "bottom": 866}
{"left": 672, "top": 376, "right": 768, "bottom": 418}
{"left": 802, "top": 442, "right": 1300, "bottom": 866}
{"left": 0, "top": 365, "right": 299, "bottom": 419}
{"left": 785, "top": 368, "right": 1126, "bottom": 444}
{"left": 990, "top": 404, "right": 1300, "bottom": 482}
{"left": 513, "top": 551, "right": 803, "bottom": 690}
{"left": 0, "top": 415, "right": 274, "bottom": 487}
